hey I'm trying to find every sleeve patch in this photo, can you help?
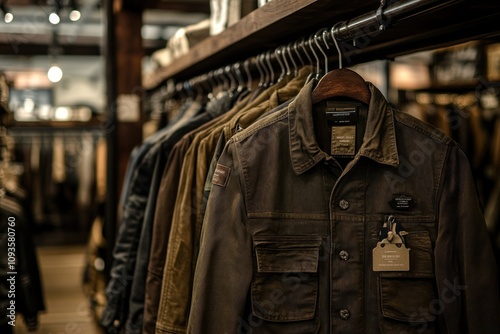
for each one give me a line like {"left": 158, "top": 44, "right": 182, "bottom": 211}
{"left": 212, "top": 163, "right": 231, "bottom": 187}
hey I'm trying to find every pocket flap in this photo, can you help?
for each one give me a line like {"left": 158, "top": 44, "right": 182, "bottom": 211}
{"left": 253, "top": 236, "right": 322, "bottom": 273}
{"left": 256, "top": 248, "right": 319, "bottom": 273}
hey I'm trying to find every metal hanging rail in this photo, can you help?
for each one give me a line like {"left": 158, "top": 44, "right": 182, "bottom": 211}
{"left": 325, "top": 0, "right": 458, "bottom": 45}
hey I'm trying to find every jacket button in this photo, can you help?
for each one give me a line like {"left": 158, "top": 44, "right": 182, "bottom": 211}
{"left": 339, "top": 308, "right": 350, "bottom": 320}
{"left": 339, "top": 199, "right": 349, "bottom": 210}
{"left": 339, "top": 250, "right": 349, "bottom": 261}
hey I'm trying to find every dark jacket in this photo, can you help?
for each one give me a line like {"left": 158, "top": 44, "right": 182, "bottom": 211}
{"left": 0, "top": 195, "right": 45, "bottom": 331}
{"left": 101, "top": 103, "right": 196, "bottom": 333}
{"left": 104, "top": 95, "right": 236, "bottom": 333}
{"left": 188, "top": 81, "right": 500, "bottom": 333}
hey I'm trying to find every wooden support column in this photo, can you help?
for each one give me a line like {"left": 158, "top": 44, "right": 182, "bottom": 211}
{"left": 105, "top": 0, "right": 143, "bottom": 277}
{"left": 114, "top": 9, "right": 144, "bottom": 199}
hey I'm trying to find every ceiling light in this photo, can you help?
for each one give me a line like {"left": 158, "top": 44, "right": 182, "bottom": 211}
{"left": 69, "top": 0, "right": 80, "bottom": 22}
{"left": 69, "top": 9, "right": 81, "bottom": 22}
{"left": 0, "top": 3, "right": 13, "bottom": 23}
{"left": 4, "top": 12, "right": 12, "bottom": 23}
{"left": 48, "top": 65, "right": 63, "bottom": 83}
{"left": 49, "top": 12, "right": 60, "bottom": 25}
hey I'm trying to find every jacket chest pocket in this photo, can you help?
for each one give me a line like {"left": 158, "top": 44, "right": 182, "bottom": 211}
{"left": 251, "top": 235, "right": 322, "bottom": 334}
{"left": 378, "top": 231, "right": 439, "bottom": 334}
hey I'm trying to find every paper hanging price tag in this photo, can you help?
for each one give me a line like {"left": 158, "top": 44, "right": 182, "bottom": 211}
{"left": 373, "top": 240, "right": 410, "bottom": 272}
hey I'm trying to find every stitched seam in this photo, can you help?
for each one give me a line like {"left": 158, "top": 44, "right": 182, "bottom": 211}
{"left": 247, "top": 212, "right": 327, "bottom": 220}
{"left": 233, "top": 109, "right": 288, "bottom": 143}
{"left": 394, "top": 111, "right": 451, "bottom": 144}
{"left": 232, "top": 139, "right": 250, "bottom": 224}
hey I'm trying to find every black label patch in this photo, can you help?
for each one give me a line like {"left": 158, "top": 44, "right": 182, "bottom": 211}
{"left": 212, "top": 163, "right": 231, "bottom": 187}
{"left": 326, "top": 107, "right": 357, "bottom": 126}
{"left": 390, "top": 195, "right": 415, "bottom": 211}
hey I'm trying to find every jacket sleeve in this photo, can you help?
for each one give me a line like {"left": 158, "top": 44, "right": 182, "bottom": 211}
{"left": 435, "top": 142, "right": 500, "bottom": 333}
{"left": 101, "top": 149, "right": 155, "bottom": 331}
{"left": 188, "top": 139, "right": 252, "bottom": 334}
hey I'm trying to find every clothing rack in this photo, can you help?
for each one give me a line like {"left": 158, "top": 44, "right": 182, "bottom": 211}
{"left": 8, "top": 126, "right": 105, "bottom": 140}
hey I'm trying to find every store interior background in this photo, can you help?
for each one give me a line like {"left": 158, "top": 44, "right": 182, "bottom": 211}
{"left": 1, "top": 0, "right": 499, "bottom": 333}
{"left": 1, "top": 1, "right": 209, "bottom": 333}
{"left": 1, "top": 0, "right": 207, "bottom": 243}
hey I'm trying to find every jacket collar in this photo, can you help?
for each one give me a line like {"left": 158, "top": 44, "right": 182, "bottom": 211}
{"left": 288, "top": 80, "right": 400, "bottom": 175}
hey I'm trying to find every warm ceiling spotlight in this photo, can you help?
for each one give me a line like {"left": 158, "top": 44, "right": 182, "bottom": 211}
{"left": 0, "top": 3, "right": 13, "bottom": 23}
{"left": 49, "top": 0, "right": 62, "bottom": 25}
{"left": 48, "top": 65, "right": 63, "bottom": 83}
{"left": 69, "top": 0, "right": 80, "bottom": 22}
{"left": 69, "top": 9, "right": 81, "bottom": 22}
{"left": 49, "top": 12, "right": 60, "bottom": 25}
{"left": 4, "top": 12, "right": 12, "bottom": 23}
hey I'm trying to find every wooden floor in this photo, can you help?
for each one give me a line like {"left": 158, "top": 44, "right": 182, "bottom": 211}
{"left": 14, "top": 246, "right": 103, "bottom": 334}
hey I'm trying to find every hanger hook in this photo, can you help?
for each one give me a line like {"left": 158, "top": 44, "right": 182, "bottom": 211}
{"left": 307, "top": 34, "right": 321, "bottom": 78}
{"left": 230, "top": 64, "right": 241, "bottom": 91}
{"left": 218, "top": 67, "right": 229, "bottom": 91}
{"left": 207, "top": 70, "right": 217, "bottom": 96}
{"left": 293, "top": 40, "right": 304, "bottom": 67}
{"left": 287, "top": 44, "right": 299, "bottom": 77}
{"left": 243, "top": 59, "right": 253, "bottom": 90}
{"left": 255, "top": 55, "right": 263, "bottom": 87}
{"left": 260, "top": 53, "right": 270, "bottom": 87}
{"left": 200, "top": 73, "right": 212, "bottom": 98}
{"left": 211, "top": 68, "right": 221, "bottom": 89}
{"left": 299, "top": 37, "right": 313, "bottom": 67}
{"left": 330, "top": 23, "right": 343, "bottom": 69}
{"left": 265, "top": 51, "right": 275, "bottom": 85}
{"left": 322, "top": 29, "right": 331, "bottom": 51}
{"left": 281, "top": 46, "right": 292, "bottom": 75}
{"left": 215, "top": 68, "right": 223, "bottom": 91}
{"left": 188, "top": 77, "right": 200, "bottom": 99}
{"left": 313, "top": 29, "right": 328, "bottom": 77}
{"left": 183, "top": 80, "right": 194, "bottom": 99}
{"left": 275, "top": 47, "right": 286, "bottom": 82}
{"left": 254, "top": 56, "right": 264, "bottom": 87}
{"left": 225, "top": 65, "right": 236, "bottom": 91}
{"left": 233, "top": 63, "right": 245, "bottom": 92}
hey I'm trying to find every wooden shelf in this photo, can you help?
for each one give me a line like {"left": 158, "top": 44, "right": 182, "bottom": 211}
{"left": 143, "top": 0, "right": 500, "bottom": 90}
{"left": 143, "top": 0, "right": 375, "bottom": 89}
{"left": 398, "top": 80, "right": 500, "bottom": 93}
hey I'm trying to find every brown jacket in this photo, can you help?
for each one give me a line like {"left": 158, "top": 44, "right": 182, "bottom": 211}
{"left": 188, "top": 81, "right": 500, "bottom": 333}
{"left": 156, "top": 70, "right": 310, "bottom": 334}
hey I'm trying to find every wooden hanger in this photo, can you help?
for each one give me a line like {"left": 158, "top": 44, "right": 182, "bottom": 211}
{"left": 311, "top": 68, "right": 371, "bottom": 105}
{"left": 310, "top": 26, "right": 371, "bottom": 105}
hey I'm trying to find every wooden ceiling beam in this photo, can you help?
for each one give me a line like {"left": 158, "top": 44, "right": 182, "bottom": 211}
{"left": 0, "top": 42, "right": 101, "bottom": 55}
{"left": 6, "top": 0, "right": 45, "bottom": 6}
{"left": 121, "top": 0, "right": 210, "bottom": 13}
{"left": 152, "top": 0, "right": 210, "bottom": 13}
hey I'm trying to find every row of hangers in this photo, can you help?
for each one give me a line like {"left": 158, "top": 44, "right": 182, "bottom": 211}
{"left": 164, "top": 21, "right": 373, "bottom": 106}
{"left": 155, "top": 0, "right": 417, "bottom": 110}
{"left": 157, "top": 0, "right": 410, "bottom": 108}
